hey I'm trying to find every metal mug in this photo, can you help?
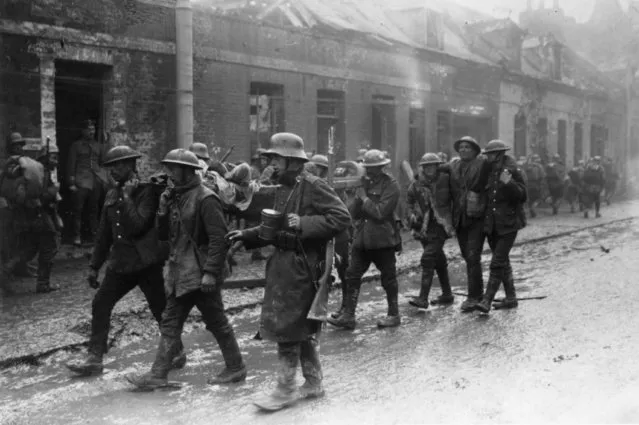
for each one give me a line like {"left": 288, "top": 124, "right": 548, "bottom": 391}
{"left": 259, "top": 209, "right": 284, "bottom": 241}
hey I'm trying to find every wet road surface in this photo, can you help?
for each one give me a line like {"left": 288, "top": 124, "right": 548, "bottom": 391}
{"left": 2, "top": 219, "right": 639, "bottom": 424}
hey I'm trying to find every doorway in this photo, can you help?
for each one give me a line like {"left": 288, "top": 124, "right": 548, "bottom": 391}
{"left": 54, "top": 60, "right": 110, "bottom": 243}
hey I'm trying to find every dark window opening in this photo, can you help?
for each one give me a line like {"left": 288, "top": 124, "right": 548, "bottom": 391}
{"left": 436, "top": 110, "right": 452, "bottom": 154}
{"left": 409, "top": 107, "right": 425, "bottom": 166}
{"left": 536, "top": 117, "right": 548, "bottom": 161}
{"left": 557, "top": 119, "right": 567, "bottom": 160}
{"left": 514, "top": 112, "right": 527, "bottom": 158}
{"left": 249, "top": 82, "right": 285, "bottom": 154}
{"left": 372, "top": 95, "right": 396, "bottom": 156}
{"left": 574, "top": 122, "right": 583, "bottom": 164}
{"left": 316, "top": 89, "right": 345, "bottom": 160}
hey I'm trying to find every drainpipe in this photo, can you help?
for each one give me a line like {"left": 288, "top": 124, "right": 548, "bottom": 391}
{"left": 176, "top": 0, "right": 194, "bottom": 149}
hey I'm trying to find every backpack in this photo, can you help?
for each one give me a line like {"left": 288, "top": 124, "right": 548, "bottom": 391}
{"left": 582, "top": 166, "right": 603, "bottom": 185}
{"left": 0, "top": 156, "right": 45, "bottom": 203}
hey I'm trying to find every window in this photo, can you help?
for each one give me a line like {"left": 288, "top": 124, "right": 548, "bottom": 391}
{"left": 409, "top": 107, "right": 426, "bottom": 166}
{"left": 574, "top": 122, "right": 583, "bottom": 164}
{"left": 437, "top": 110, "right": 452, "bottom": 154}
{"left": 249, "top": 82, "right": 285, "bottom": 153}
{"left": 590, "top": 124, "right": 607, "bottom": 158}
{"left": 536, "top": 117, "right": 548, "bottom": 160}
{"left": 557, "top": 119, "right": 567, "bottom": 160}
{"left": 372, "top": 95, "right": 396, "bottom": 153}
{"left": 316, "top": 90, "right": 345, "bottom": 160}
{"left": 514, "top": 112, "right": 527, "bottom": 158}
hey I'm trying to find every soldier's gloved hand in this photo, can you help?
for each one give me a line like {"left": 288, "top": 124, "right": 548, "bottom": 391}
{"left": 69, "top": 184, "right": 78, "bottom": 192}
{"left": 201, "top": 273, "right": 217, "bottom": 293}
{"left": 87, "top": 268, "right": 100, "bottom": 289}
{"left": 225, "top": 230, "right": 245, "bottom": 243}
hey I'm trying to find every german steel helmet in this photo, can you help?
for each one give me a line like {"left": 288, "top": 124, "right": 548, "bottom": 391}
{"left": 310, "top": 154, "right": 329, "bottom": 168}
{"left": 9, "top": 132, "right": 25, "bottom": 145}
{"left": 454, "top": 136, "right": 480, "bottom": 153}
{"left": 419, "top": 152, "right": 443, "bottom": 166}
{"left": 161, "top": 148, "right": 202, "bottom": 169}
{"left": 483, "top": 139, "right": 511, "bottom": 153}
{"left": 189, "top": 142, "right": 210, "bottom": 160}
{"left": 103, "top": 145, "right": 142, "bottom": 166}
{"left": 264, "top": 132, "right": 308, "bottom": 161}
{"left": 362, "top": 149, "right": 391, "bottom": 167}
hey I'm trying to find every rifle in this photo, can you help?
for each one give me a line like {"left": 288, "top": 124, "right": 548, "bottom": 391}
{"left": 307, "top": 239, "right": 335, "bottom": 322}
{"left": 220, "top": 145, "right": 235, "bottom": 163}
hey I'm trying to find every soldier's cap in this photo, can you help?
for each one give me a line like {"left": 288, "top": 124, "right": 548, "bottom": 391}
{"left": 453, "top": 136, "right": 480, "bottom": 154}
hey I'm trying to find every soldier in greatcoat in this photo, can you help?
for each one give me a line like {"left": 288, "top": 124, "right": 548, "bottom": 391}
{"left": 227, "top": 133, "right": 350, "bottom": 408}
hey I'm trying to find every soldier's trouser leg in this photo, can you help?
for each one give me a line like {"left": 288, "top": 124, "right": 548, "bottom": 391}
{"left": 456, "top": 220, "right": 485, "bottom": 302}
{"left": 434, "top": 242, "right": 452, "bottom": 297}
{"left": 136, "top": 265, "right": 185, "bottom": 355}
{"left": 88, "top": 186, "right": 102, "bottom": 240}
{"left": 88, "top": 269, "right": 142, "bottom": 356}
{"left": 151, "top": 293, "right": 193, "bottom": 379}
{"left": 195, "top": 288, "right": 245, "bottom": 372}
{"left": 594, "top": 193, "right": 601, "bottom": 215}
{"left": 275, "top": 342, "right": 301, "bottom": 394}
{"left": 484, "top": 231, "right": 518, "bottom": 305}
{"left": 300, "top": 334, "right": 322, "bottom": 389}
{"left": 372, "top": 248, "right": 399, "bottom": 317}
{"left": 72, "top": 188, "right": 90, "bottom": 242}
{"left": 36, "top": 231, "right": 59, "bottom": 290}
{"left": 343, "top": 248, "right": 372, "bottom": 316}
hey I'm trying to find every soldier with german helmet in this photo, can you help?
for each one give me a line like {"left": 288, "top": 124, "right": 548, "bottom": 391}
{"left": 328, "top": 148, "right": 402, "bottom": 330}
{"left": 227, "top": 132, "right": 351, "bottom": 410}
{"left": 189, "top": 142, "right": 211, "bottom": 177}
{"left": 7, "top": 132, "right": 26, "bottom": 156}
{"left": 305, "top": 154, "right": 329, "bottom": 180}
{"left": 475, "top": 140, "right": 527, "bottom": 313}
{"left": 128, "top": 148, "right": 246, "bottom": 390}
{"left": 67, "top": 145, "right": 187, "bottom": 376}
{"left": 407, "top": 152, "right": 455, "bottom": 309}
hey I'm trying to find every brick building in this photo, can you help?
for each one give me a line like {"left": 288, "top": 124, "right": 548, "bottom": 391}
{"left": 0, "top": 0, "right": 630, "bottom": 186}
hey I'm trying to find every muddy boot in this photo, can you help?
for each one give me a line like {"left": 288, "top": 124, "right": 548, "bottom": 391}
{"left": 378, "top": 285, "right": 401, "bottom": 328}
{"left": 584, "top": 210, "right": 589, "bottom": 219}
{"left": 300, "top": 338, "right": 324, "bottom": 399}
{"left": 431, "top": 264, "right": 454, "bottom": 306}
{"left": 409, "top": 270, "right": 433, "bottom": 309}
{"left": 171, "top": 349, "right": 187, "bottom": 370}
{"left": 493, "top": 266, "right": 518, "bottom": 310}
{"left": 207, "top": 331, "right": 247, "bottom": 385}
{"left": 126, "top": 372, "right": 168, "bottom": 389}
{"left": 552, "top": 206, "right": 558, "bottom": 215}
{"left": 475, "top": 275, "right": 502, "bottom": 314}
{"left": 330, "top": 282, "right": 347, "bottom": 319}
{"left": 596, "top": 211, "right": 601, "bottom": 218}
{"left": 66, "top": 352, "right": 104, "bottom": 376}
{"left": 327, "top": 285, "right": 358, "bottom": 330}
{"left": 253, "top": 344, "right": 300, "bottom": 411}
{"left": 529, "top": 208, "right": 537, "bottom": 218}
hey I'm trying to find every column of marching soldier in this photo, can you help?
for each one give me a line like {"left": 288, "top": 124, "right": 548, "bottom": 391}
{"left": 3, "top": 130, "right": 540, "bottom": 410}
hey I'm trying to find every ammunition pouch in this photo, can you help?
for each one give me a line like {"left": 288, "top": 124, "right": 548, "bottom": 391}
{"left": 274, "top": 230, "right": 299, "bottom": 251}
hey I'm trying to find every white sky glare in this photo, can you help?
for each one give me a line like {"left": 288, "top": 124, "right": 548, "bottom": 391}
{"left": 385, "top": 0, "right": 631, "bottom": 23}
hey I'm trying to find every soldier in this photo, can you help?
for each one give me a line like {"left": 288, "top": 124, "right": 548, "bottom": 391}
{"left": 446, "top": 136, "right": 490, "bottom": 312}
{"left": 545, "top": 153, "right": 565, "bottom": 215}
{"left": 437, "top": 152, "right": 449, "bottom": 163}
{"left": 4, "top": 143, "right": 62, "bottom": 293}
{"left": 66, "top": 146, "right": 185, "bottom": 376}
{"left": 188, "top": 142, "right": 211, "bottom": 177}
{"left": 328, "top": 149, "right": 402, "bottom": 330}
{"left": 355, "top": 148, "right": 367, "bottom": 163}
{"left": 523, "top": 154, "right": 546, "bottom": 218}
{"left": 7, "top": 132, "right": 26, "bottom": 156}
{"left": 227, "top": 133, "right": 350, "bottom": 409}
{"left": 581, "top": 156, "right": 606, "bottom": 219}
{"left": 128, "top": 149, "right": 245, "bottom": 390}
{"left": 407, "top": 153, "right": 455, "bottom": 309}
{"left": 307, "top": 154, "right": 329, "bottom": 180}
{"left": 565, "top": 162, "right": 583, "bottom": 213}
{"left": 67, "top": 120, "right": 107, "bottom": 246}
{"left": 476, "top": 140, "right": 527, "bottom": 313}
